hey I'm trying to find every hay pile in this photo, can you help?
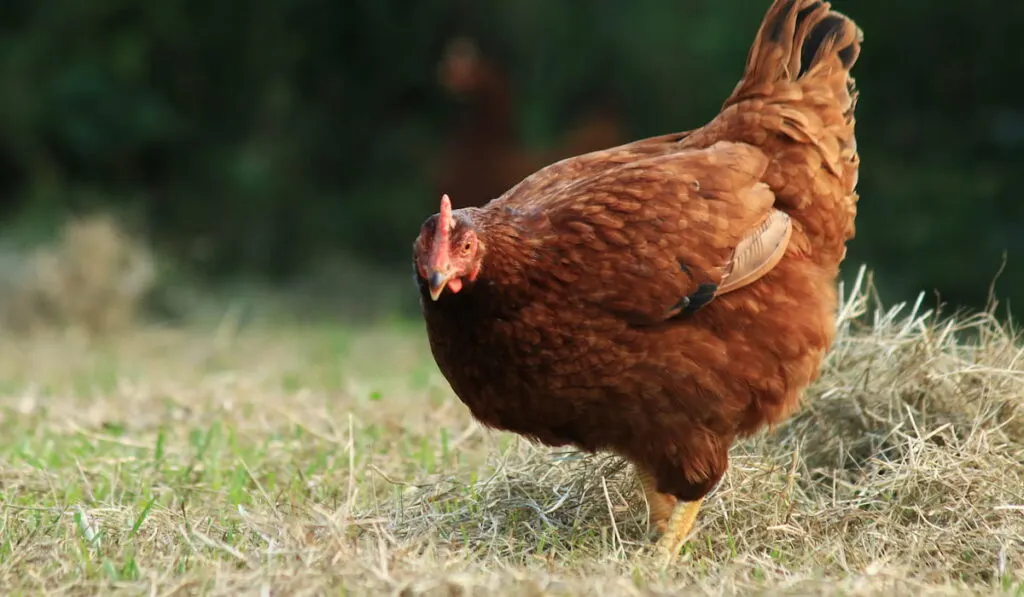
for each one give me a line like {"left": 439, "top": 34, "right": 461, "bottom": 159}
{"left": 0, "top": 213, "right": 156, "bottom": 335}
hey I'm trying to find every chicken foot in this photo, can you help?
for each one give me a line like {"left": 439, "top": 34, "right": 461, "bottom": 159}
{"left": 637, "top": 466, "right": 704, "bottom": 563}
{"left": 637, "top": 466, "right": 676, "bottom": 534}
{"left": 654, "top": 497, "right": 704, "bottom": 564}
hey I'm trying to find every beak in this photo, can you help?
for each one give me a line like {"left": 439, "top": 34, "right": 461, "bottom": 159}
{"left": 427, "top": 270, "right": 454, "bottom": 301}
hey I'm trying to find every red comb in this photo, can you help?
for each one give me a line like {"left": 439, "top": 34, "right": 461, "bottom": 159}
{"left": 429, "top": 194, "right": 454, "bottom": 270}
{"left": 439, "top": 194, "right": 453, "bottom": 228}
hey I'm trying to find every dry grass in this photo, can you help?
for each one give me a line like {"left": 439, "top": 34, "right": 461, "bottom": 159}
{"left": 0, "top": 267, "right": 1022, "bottom": 596}
{"left": 0, "top": 213, "right": 156, "bottom": 336}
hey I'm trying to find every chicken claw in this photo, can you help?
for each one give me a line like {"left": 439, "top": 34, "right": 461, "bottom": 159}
{"left": 654, "top": 497, "right": 704, "bottom": 564}
{"left": 638, "top": 466, "right": 705, "bottom": 563}
{"left": 637, "top": 467, "right": 676, "bottom": 535}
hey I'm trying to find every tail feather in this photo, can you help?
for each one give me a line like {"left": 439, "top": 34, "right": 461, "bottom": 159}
{"left": 728, "top": 0, "right": 862, "bottom": 107}
{"left": 705, "top": 0, "right": 864, "bottom": 270}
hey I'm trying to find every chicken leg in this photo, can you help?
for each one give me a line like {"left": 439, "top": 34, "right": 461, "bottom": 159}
{"left": 655, "top": 497, "right": 704, "bottom": 563}
{"left": 637, "top": 466, "right": 704, "bottom": 562}
{"left": 637, "top": 466, "right": 676, "bottom": 533}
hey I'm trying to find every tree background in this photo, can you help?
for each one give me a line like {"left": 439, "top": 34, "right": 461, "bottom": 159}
{"left": 0, "top": 0, "right": 1020, "bottom": 318}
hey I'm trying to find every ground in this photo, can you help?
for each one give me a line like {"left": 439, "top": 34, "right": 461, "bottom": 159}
{"left": 1, "top": 272, "right": 1022, "bottom": 596}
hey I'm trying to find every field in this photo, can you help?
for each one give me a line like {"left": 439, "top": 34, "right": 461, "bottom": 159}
{"left": 1, "top": 269, "right": 1023, "bottom": 596}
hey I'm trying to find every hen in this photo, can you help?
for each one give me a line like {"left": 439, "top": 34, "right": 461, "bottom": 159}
{"left": 413, "top": 0, "right": 862, "bottom": 560}
{"left": 435, "top": 36, "right": 625, "bottom": 209}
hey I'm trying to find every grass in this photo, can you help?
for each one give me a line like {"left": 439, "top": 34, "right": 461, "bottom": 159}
{"left": 0, "top": 267, "right": 1022, "bottom": 596}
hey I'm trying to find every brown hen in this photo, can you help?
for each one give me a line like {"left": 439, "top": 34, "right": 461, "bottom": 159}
{"left": 413, "top": 0, "right": 862, "bottom": 561}
{"left": 435, "top": 36, "right": 625, "bottom": 209}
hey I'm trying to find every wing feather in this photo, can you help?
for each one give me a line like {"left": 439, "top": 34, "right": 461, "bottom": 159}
{"left": 514, "top": 140, "right": 790, "bottom": 325}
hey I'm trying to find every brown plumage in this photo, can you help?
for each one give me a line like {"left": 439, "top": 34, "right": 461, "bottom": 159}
{"left": 413, "top": 0, "right": 862, "bottom": 560}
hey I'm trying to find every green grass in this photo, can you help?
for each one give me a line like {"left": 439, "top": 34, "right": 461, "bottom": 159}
{"left": 0, "top": 272, "right": 1022, "bottom": 595}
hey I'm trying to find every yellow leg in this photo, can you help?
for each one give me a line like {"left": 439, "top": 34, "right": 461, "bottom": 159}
{"left": 654, "top": 497, "right": 705, "bottom": 563}
{"left": 637, "top": 467, "right": 677, "bottom": 534}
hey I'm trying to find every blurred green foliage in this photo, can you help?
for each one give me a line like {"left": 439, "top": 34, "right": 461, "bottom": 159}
{"left": 0, "top": 0, "right": 1021, "bottom": 313}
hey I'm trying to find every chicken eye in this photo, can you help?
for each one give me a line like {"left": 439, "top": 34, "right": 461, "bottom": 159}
{"left": 462, "top": 241, "right": 472, "bottom": 253}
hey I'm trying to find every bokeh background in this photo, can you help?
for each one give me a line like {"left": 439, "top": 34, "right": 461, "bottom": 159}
{"left": 0, "top": 0, "right": 1021, "bottom": 331}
